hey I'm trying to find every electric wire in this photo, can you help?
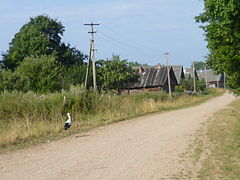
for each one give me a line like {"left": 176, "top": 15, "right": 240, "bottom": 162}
{"left": 101, "top": 24, "right": 162, "bottom": 56}
{"left": 97, "top": 30, "right": 158, "bottom": 62}
{"left": 97, "top": 32, "right": 150, "bottom": 62}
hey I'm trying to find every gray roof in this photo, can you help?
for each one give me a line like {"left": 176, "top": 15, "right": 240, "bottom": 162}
{"left": 198, "top": 69, "right": 223, "bottom": 82}
{"left": 130, "top": 66, "right": 178, "bottom": 89}
{"left": 172, "top": 66, "right": 185, "bottom": 84}
{"left": 184, "top": 68, "right": 199, "bottom": 80}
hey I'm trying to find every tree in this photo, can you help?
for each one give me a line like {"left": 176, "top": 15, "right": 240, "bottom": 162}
{"left": 97, "top": 55, "right": 138, "bottom": 92}
{"left": 1, "top": 15, "right": 85, "bottom": 70}
{"left": 17, "top": 55, "right": 65, "bottom": 93}
{"left": 128, "top": 61, "right": 141, "bottom": 66}
{"left": 0, "top": 69, "right": 30, "bottom": 93}
{"left": 181, "top": 78, "right": 206, "bottom": 92}
{"left": 195, "top": 0, "right": 240, "bottom": 91}
{"left": 192, "top": 61, "right": 207, "bottom": 70}
{"left": 0, "top": 55, "right": 66, "bottom": 93}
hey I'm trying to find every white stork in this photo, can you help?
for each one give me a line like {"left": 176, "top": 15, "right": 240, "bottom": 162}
{"left": 64, "top": 113, "right": 72, "bottom": 130}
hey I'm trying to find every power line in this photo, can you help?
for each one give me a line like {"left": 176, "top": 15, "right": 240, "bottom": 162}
{"left": 101, "top": 24, "right": 161, "bottom": 54}
{"left": 98, "top": 29, "right": 158, "bottom": 58}
{"left": 97, "top": 30, "right": 158, "bottom": 61}
{"left": 97, "top": 32, "right": 155, "bottom": 62}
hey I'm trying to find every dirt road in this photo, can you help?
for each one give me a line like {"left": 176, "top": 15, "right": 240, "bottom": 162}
{"left": 0, "top": 93, "right": 236, "bottom": 180}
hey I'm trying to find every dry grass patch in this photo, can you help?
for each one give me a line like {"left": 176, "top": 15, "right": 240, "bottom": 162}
{"left": 0, "top": 88, "right": 224, "bottom": 152}
{"left": 173, "top": 95, "right": 240, "bottom": 180}
{"left": 197, "top": 99, "right": 240, "bottom": 179}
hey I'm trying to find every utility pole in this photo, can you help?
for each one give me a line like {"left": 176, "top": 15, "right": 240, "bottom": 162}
{"left": 224, "top": 72, "right": 226, "bottom": 89}
{"left": 164, "top": 52, "right": 171, "bottom": 97}
{"left": 204, "top": 65, "right": 208, "bottom": 88}
{"left": 85, "top": 43, "right": 92, "bottom": 89}
{"left": 193, "top": 62, "right": 196, "bottom": 93}
{"left": 84, "top": 22, "right": 100, "bottom": 91}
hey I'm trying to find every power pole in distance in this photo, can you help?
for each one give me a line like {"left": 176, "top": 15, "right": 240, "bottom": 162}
{"left": 204, "top": 65, "right": 208, "bottom": 88}
{"left": 223, "top": 72, "right": 226, "bottom": 89}
{"left": 84, "top": 22, "right": 100, "bottom": 91}
{"left": 193, "top": 62, "right": 196, "bottom": 93}
{"left": 164, "top": 52, "right": 172, "bottom": 97}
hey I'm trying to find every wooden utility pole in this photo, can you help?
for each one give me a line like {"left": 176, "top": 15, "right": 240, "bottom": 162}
{"left": 224, "top": 72, "right": 226, "bottom": 89}
{"left": 85, "top": 43, "right": 92, "bottom": 88}
{"left": 84, "top": 22, "right": 100, "bottom": 91}
{"left": 204, "top": 65, "right": 208, "bottom": 88}
{"left": 164, "top": 52, "right": 171, "bottom": 96}
{"left": 193, "top": 62, "right": 196, "bottom": 93}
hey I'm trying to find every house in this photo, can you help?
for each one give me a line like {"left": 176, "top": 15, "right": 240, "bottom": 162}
{"left": 128, "top": 66, "right": 178, "bottom": 93}
{"left": 198, "top": 69, "right": 224, "bottom": 88}
{"left": 172, "top": 66, "right": 185, "bottom": 84}
{"left": 184, "top": 68, "right": 199, "bottom": 80}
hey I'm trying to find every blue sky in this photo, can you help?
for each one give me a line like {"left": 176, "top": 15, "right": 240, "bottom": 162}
{"left": 0, "top": 0, "right": 207, "bottom": 67}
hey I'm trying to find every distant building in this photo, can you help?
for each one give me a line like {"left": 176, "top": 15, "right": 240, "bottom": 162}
{"left": 199, "top": 69, "right": 224, "bottom": 88}
{"left": 172, "top": 66, "right": 185, "bottom": 84}
{"left": 127, "top": 66, "right": 178, "bottom": 93}
{"left": 184, "top": 68, "right": 199, "bottom": 80}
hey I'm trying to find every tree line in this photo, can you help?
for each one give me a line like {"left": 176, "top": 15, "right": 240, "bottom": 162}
{"left": 196, "top": 0, "right": 240, "bottom": 93}
{"left": 0, "top": 15, "right": 137, "bottom": 93}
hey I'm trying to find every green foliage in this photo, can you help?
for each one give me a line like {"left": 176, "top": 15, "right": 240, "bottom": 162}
{"left": 64, "top": 64, "right": 86, "bottom": 86}
{"left": 18, "top": 55, "right": 65, "bottom": 93}
{"left": 0, "top": 55, "right": 66, "bottom": 93}
{"left": 0, "top": 88, "right": 220, "bottom": 150}
{"left": 97, "top": 55, "right": 138, "bottom": 92}
{"left": 1, "top": 15, "right": 85, "bottom": 70}
{"left": 128, "top": 61, "right": 142, "bottom": 66}
{"left": 192, "top": 61, "right": 207, "bottom": 70}
{"left": 175, "top": 85, "right": 184, "bottom": 93}
{"left": 181, "top": 78, "right": 206, "bottom": 92}
{"left": 195, "top": 0, "right": 240, "bottom": 91}
{"left": 0, "top": 15, "right": 86, "bottom": 93}
{"left": 0, "top": 69, "right": 30, "bottom": 93}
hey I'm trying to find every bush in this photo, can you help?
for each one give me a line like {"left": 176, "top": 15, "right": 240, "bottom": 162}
{"left": 97, "top": 55, "right": 138, "bottom": 92}
{"left": 175, "top": 85, "right": 184, "bottom": 93}
{"left": 64, "top": 64, "right": 86, "bottom": 86}
{"left": 0, "top": 55, "right": 68, "bottom": 93}
{"left": 181, "top": 78, "right": 206, "bottom": 92}
{"left": 18, "top": 55, "right": 66, "bottom": 93}
{"left": 0, "top": 69, "right": 30, "bottom": 93}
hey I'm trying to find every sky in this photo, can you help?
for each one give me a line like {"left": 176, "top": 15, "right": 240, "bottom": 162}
{"left": 0, "top": 0, "right": 207, "bottom": 67}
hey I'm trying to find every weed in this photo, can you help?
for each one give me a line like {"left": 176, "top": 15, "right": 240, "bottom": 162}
{"left": 0, "top": 88, "right": 224, "bottom": 152}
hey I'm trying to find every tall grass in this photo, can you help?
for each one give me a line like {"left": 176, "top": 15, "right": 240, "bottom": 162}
{"left": 0, "top": 88, "right": 224, "bottom": 151}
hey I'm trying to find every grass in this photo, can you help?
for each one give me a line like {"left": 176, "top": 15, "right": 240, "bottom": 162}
{"left": 196, "top": 98, "right": 240, "bottom": 179}
{"left": 0, "top": 88, "right": 224, "bottom": 153}
{"left": 174, "top": 93, "right": 240, "bottom": 180}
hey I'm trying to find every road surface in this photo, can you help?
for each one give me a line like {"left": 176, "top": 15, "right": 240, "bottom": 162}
{"left": 0, "top": 93, "right": 236, "bottom": 180}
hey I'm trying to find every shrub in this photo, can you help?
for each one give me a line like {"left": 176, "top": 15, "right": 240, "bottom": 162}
{"left": 0, "top": 69, "right": 30, "bottom": 93}
{"left": 0, "top": 55, "right": 67, "bottom": 93}
{"left": 181, "top": 78, "right": 206, "bottom": 92}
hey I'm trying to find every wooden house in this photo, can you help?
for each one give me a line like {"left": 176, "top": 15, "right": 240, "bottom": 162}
{"left": 127, "top": 66, "right": 178, "bottom": 93}
{"left": 172, "top": 66, "right": 185, "bottom": 84}
{"left": 199, "top": 69, "right": 224, "bottom": 88}
{"left": 184, "top": 68, "right": 199, "bottom": 80}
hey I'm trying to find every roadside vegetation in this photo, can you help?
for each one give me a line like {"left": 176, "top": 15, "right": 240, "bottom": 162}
{"left": 0, "top": 88, "right": 224, "bottom": 152}
{"left": 175, "top": 95, "right": 240, "bottom": 179}
{"left": 196, "top": 0, "right": 240, "bottom": 93}
{"left": 197, "top": 98, "right": 240, "bottom": 179}
{"left": 0, "top": 14, "right": 231, "bottom": 154}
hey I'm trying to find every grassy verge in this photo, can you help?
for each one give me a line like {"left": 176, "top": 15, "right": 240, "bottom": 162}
{"left": 196, "top": 98, "right": 240, "bottom": 179}
{"left": 0, "top": 88, "right": 224, "bottom": 153}
{"left": 174, "top": 94, "right": 240, "bottom": 179}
